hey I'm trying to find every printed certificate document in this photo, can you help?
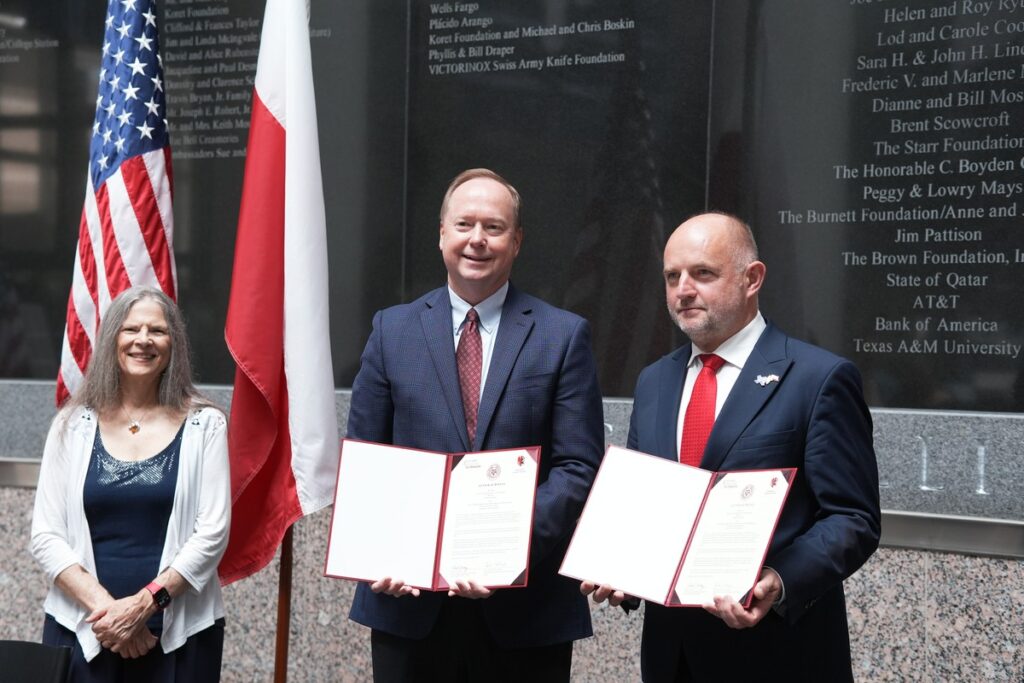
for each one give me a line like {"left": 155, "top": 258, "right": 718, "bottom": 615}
{"left": 325, "top": 439, "right": 540, "bottom": 591}
{"left": 559, "top": 445, "right": 795, "bottom": 606}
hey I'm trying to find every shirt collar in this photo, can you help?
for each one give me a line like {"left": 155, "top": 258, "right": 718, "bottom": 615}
{"left": 688, "top": 312, "right": 766, "bottom": 370}
{"left": 448, "top": 282, "right": 509, "bottom": 335}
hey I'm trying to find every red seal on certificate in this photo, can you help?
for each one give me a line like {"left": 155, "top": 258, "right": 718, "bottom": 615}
{"left": 487, "top": 463, "right": 502, "bottom": 479}
{"left": 517, "top": 455, "right": 525, "bottom": 467}
{"left": 741, "top": 484, "right": 754, "bottom": 499}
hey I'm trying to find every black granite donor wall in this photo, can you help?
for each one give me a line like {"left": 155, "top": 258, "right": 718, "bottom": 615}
{"left": 2, "top": 0, "right": 1022, "bottom": 412}
{"left": 708, "top": 1, "right": 1024, "bottom": 412}
{"left": 0, "top": 0, "right": 400, "bottom": 387}
{"left": 404, "top": 0, "right": 713, "bottom": 396}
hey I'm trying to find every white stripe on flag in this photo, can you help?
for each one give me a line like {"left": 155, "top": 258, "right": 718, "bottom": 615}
{"left": 141, "top": 149, "right": 178, "bottom": 296}
{"left": 281, "top": 0, "right": 339, "bottom": 514}
{"left": 106, "top": 169, "right": 160, "bottom": 290}
{"left": 83, "top": 177, "right": 113, "bottom": 315}
{"left": 70, "top": 243, "right": 98, "bottom": 350}
{"left": 59, "top": 333, "right": 85, "bottom": 394}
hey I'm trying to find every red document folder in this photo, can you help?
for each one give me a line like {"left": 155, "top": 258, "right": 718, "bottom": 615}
{"left": 325, "top": 439, "right": 541, "bottom": 591}
{"left": 560, "top": 445, "right": 796, "bottom": 607}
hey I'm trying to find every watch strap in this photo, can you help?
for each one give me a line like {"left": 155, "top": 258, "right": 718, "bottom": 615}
{"left": 145, "top": 581, "right": 171, "bottom": 610}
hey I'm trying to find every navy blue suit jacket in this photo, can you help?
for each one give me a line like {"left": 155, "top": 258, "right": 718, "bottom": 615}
{"left": 628, "top": 322, "right": 880, "bottom": 682}
{"left": 346, "top": 284, "right": 605, "bottom": 648}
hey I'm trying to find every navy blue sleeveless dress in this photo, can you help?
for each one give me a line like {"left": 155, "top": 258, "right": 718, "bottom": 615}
{"left": 86, "top": 423, "right": 182, "bottom": 631}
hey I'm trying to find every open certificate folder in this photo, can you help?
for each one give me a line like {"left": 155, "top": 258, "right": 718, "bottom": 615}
{"left": 325, "top": 439, "right": 541, "bottom": 591}
{"left": 560, "top": 446, "right": 795, "bottom": 607}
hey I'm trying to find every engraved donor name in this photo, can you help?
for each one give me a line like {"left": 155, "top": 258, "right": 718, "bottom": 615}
{"left": 894, "top": 227, "right": 983, "bottom": 243}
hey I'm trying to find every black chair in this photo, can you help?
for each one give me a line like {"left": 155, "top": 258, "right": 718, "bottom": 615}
{"left": 0, "top": 640, "right": 72, "bottom": 683}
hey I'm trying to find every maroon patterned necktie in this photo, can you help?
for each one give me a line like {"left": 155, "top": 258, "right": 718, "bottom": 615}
{"left": 679, "top": 354, "right": 725, "bottom": 467}
{"left": 456, "top": 308, "right": 482, "bottom": 444}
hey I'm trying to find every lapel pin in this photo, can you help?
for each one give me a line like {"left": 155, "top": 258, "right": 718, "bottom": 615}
{"left": 754, "top": 374, "right": 780, "bottom": 387}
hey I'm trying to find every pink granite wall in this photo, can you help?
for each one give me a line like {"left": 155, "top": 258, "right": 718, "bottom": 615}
{"left": 3, "top": 487, "right": 1021, "bottom": 681}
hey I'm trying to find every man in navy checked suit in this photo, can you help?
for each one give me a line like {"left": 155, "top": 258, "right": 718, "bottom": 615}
{"left": 346, "top": 168, "right": 605, "bottom": 682}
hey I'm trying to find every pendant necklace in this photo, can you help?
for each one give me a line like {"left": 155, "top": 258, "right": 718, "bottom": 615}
{"left": 122, "top": 405, "right": 152, "bottom": 435}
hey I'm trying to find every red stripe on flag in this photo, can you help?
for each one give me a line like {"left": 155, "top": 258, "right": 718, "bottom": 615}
{"left": 56, "top": 371, "right": 70, "bottom": 407}
{"left": 58, "top": 293, "right": 91, "bottom": 407}
{"left": 219, "top": 90, "right": 297, "bottom": 584}
{"left": 69, "top": 205, "right": 101, "bottom": 368}
{"left": 221, "top": 368, "right": 298, "bottom": 583}
{"left": 94, "top": 182, "right": 132, "bottom": 297}
{"left": 77, "top": 208, "right": 100, "bottom": 314}
{"left": 57, "top": 209, "right": 100, "bottom": 405}
{"left": 120, "top": 155, "right": 176, "bottom": 297}
{"left": 64, "top": 292, "right": 93, "bottom": 376}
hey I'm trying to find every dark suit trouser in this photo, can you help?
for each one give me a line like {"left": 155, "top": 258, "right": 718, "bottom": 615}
{"left": 370, "top": 597, "right": 572, "bottom": 683}
{"left": 640, "top": 601, "right": 854, "bottom": 683}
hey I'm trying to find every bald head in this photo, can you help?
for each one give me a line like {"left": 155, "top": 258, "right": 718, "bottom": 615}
{"left": 668, "top": 212, "right": 759, "bottom": 274}
{"left": 662, "top": 212, "right": 766, "bottom": 351}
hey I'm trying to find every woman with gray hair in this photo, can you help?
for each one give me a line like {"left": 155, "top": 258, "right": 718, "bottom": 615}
{"left": 31, "top": 286, "right": 230, "bottom": 682}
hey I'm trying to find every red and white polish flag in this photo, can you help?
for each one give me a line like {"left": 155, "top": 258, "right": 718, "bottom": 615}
{"left": 220, "top": 0, "right": 340, "bottom": 584}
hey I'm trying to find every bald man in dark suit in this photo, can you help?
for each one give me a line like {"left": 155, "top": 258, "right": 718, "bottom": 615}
{"left": 585, "top": 212, "right": 880, "bottom": 682}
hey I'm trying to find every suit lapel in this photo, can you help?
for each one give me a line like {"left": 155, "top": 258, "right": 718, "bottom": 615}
{"left": 475, "top": 285, "right": 533, "bottom": 450}
{"left": 656, "top": 345, "right": 690, "bottom": 460}
{"left": 420, "top": 288, "right": 471, "bottom": 452}
{"left": 702, "top": 323, "right": 792, "bottom": 472}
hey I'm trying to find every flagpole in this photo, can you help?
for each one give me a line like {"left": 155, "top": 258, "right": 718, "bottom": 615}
{"left": 274, "top": 525, "right": 294, "bottom": 683}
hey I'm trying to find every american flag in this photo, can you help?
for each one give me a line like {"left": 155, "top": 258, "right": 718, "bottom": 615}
{"left": 57, "top": 0, "right": 177, "bottom": 405}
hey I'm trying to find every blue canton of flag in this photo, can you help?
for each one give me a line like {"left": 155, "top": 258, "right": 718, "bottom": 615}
{"left": 90, "top": 0, "right": 169, "bottom": 188}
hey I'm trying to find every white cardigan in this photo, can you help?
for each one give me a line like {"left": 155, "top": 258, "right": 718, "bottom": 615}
{"left": 30, "top": 405, "right": 231, "bottom": 662}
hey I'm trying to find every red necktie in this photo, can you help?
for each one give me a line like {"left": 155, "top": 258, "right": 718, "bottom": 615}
{"left": 679, "top": 354, "right": 725, "bottom": 467}
{"left": 456, "top": 308, "right": 482, "bottom": 444}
